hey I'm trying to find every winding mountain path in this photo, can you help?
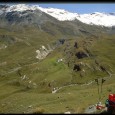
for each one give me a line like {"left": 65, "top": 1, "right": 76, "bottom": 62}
{"left": 52, "top": 73, "right": 115, "bottom": 93}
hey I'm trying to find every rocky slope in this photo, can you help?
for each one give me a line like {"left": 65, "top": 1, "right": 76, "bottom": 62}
{"left": 0, "top": 4, "right": 112, "bottom": 39}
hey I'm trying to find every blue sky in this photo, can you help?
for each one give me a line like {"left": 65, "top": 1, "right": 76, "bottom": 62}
{"left": 36, "top": 3, "right": 115, "bottom": 14}
{"left": 2, "top": 3, "right": 115, "bottom": 14}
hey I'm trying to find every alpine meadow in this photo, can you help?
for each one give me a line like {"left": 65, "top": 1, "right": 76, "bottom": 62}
{"left": 0, "top": 4, "right": 115, "bottom": 114}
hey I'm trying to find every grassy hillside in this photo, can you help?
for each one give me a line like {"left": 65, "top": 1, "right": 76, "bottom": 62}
{"left": 0, "top": 26, "right": 115, "bottom": 113}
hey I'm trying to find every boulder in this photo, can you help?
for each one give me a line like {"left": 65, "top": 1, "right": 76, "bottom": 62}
{"left": 75, "top": 51, "right": 88, "bottom": 59}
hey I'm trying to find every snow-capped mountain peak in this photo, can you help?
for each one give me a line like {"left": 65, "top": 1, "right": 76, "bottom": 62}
{"left": 0, "top": 4, "right": 39, "bottom": 13}
{"left": 77, "top": 12, "right": 115, "bottom": 27}
{"left": 38, "top": 6, "right": 79, "bottom": 21}
{"left": 5, "top": 4, "right": 38, "bottom": 12}
{"left": 0, "top": 4, "right": 115, "bottom": 27}
{"left": 36, "top": 6, "right": 115, "bottom": 27}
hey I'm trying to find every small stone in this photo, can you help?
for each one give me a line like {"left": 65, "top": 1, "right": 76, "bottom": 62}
{"left": 28, "top": 105, "right": 32, "bottom": 108}
{"left": 64, "top": 111, "right": 71, "bottom": 114}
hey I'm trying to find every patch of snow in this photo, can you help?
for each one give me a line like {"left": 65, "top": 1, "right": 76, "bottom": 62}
{"left": 5, "top": 4, "right": 38, "bottom": 12}
{"left": 38, "top": 6, "right": 79, "bottom": 21}
{"left": 76, "top": 12, "right": 115, "bottom": 27}
{"left": 38, "top": 7, "right": 115, "bottom": 27}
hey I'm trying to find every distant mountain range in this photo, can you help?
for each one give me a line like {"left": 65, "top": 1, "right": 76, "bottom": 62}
{"left": 0, "top": 4, "right": 115, "bottom": 27}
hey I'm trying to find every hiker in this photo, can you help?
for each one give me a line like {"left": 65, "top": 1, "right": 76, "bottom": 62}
{"left": 105, "top": 99, "right": 109, "bottom": 107}
{"left": 107, "top": 93, "right": 115, "bottom": 113}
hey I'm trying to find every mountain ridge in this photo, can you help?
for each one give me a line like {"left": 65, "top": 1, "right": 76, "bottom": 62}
{"left": 0, "top": 4, "right": 115, "bottom": 27}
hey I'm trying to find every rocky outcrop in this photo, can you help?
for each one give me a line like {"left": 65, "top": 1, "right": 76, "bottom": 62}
{"left": 74, "top": 42, "right": 78, "bottom": 48}
{"left": 55, "top": 38, "right": 66, "bottom": 48}
{"left": 36, "top": 45, "right": 53, "bottom": 60}
{"left": 75, "top": 51, "right": 89, "bottom": 59}
{"left": 73, "top": 64, "right": 81, "bottom": 71}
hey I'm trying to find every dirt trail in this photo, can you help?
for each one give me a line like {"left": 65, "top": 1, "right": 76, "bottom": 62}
{"left": 2, "top": 67, "right": 22, "bottom": 76}
{"left": 52, "top": 74, "right": 115, "bottom": 93}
